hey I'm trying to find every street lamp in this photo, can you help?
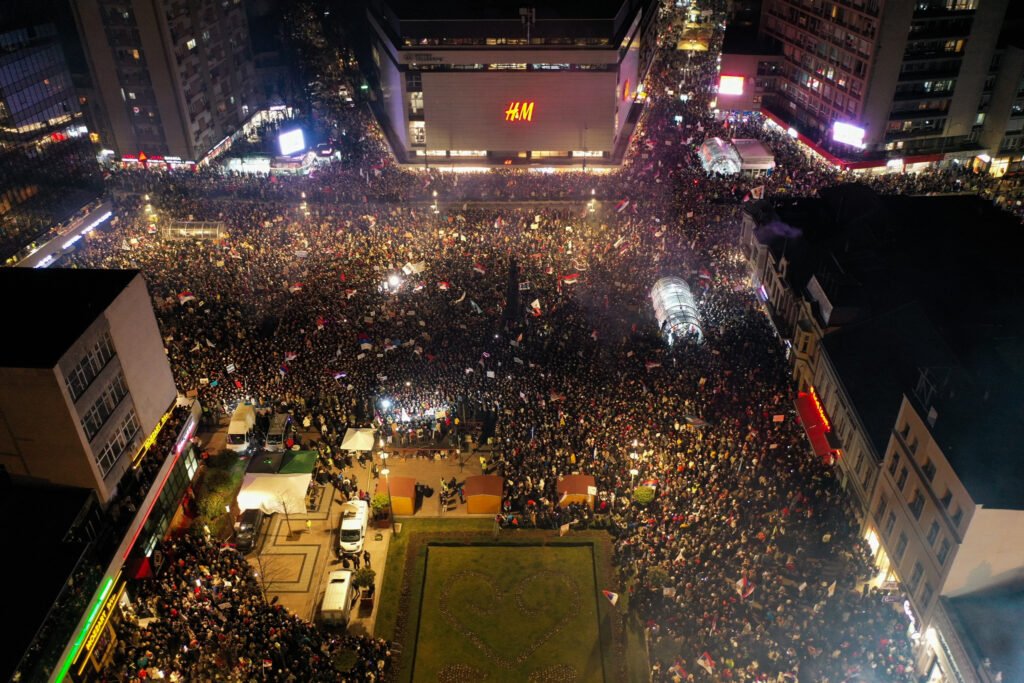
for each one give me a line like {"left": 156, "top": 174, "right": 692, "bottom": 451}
{"left": 380, "top": 467, "right": 396, "bottom": 534}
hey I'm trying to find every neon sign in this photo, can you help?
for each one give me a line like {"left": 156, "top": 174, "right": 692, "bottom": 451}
{"left": 505, "top": 101, "right": 535, "bottom": 122}
{"left": 809, "top": 385, "right": 831, "bottom": 431}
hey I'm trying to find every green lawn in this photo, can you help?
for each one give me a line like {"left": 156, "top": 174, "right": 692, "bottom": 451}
{"left": 411, "top": 544, "right": 606, "bottom": 682}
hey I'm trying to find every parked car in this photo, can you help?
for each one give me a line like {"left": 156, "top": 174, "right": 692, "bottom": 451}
{"left": 320, "top": 570, "right": 358, "bottom": 625}
{"left": 235, "top": 509, "right": 266, "bottom": 553}
{"left": 338, "top": 500, "right": 368, "bottom": 555}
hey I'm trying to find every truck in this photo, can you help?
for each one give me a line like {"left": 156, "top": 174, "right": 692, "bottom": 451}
{"left": 319, "top": 570, "right": 359, "bottom": 625}
{"left": 338, "top": 500, "right": 369, "bottom": 555}
{"left": 226, "top": 403, "right": 257, "bottom": 453}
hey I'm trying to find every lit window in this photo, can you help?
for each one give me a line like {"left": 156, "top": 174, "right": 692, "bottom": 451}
{"left": 132, "top": 49, "right": 140, "bottom": 60}
{"left": 187, "top": 38, "right": 197, "bottom": 50}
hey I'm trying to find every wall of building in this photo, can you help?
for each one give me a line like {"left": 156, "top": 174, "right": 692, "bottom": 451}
{"left": 422, "top": 71, "right": 616, "bottom": 153}
{"left": 104, "top": 274, "right": 177, "bottom": 436}
{"left": 858, "top": 0, "right": 915, "bottom": 148}
{"left": 0, "top": 366, "right": 96, "bottom": 490}
{"left": 718, "top": 53, "right": 764, "bottom": 112}
{"left": 942, "top": 507, "right": 1024, "bottom": 598}
{"left": 980, "top": 45, "right": 1024, "bottom": 153}
{"left": 944, "top": 0, "right": 1009, "bottom": 140}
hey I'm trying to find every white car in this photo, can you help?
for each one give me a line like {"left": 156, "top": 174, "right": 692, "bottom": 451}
{"left": 338, "top": 500, "right": 369, "bottom": 555}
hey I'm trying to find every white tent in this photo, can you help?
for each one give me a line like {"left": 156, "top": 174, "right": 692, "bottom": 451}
{"left": 236, "top": 473, "right": 310, "bottom": 514}
{"left": 340, "top": 427, "right": 376, "bottom": 451}
{"left": 731, "top": 138, "right": 776, "bottom": 171}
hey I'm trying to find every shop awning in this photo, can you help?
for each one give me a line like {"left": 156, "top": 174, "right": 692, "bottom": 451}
{"left": 795, "top": 392, "right": 841, "bottom": 462}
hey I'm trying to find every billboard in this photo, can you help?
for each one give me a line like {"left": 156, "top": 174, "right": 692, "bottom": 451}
{"left": 832, "top": 121, "right": 866, "bottom": 148}
{"left": 423, "top": 71, "right": 616, "bottom": 152}
{"left": 718, "top": 75, "right": 744, "bottom": 96}
{"left": 278, "top": 129, "right": 306, "bottom": 156}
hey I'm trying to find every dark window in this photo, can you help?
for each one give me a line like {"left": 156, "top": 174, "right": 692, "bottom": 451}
{"left": 910, "top": 490, "right": 925, "bottom": 519}
{"left": 909, "top": 562, "right": 924, "bottom": 592}
{"left": 876, "top": 495, "right": 889, "bottom": 522}
{"left": 889, "top": 451, "right": 901, "bottom": 476}
{"left": 922, "top": 458, "right": 936, "bottom": 482}
{"left": 920, "top": 583, "right": 934, "bottom": 609}
{"left": 952, "top": 506, "right": 963, "bottom": 527}
{"left": 937, "top": 539, "right": 951, "bottom": 565}
{"left": 885, "top": 511, "right": 897, "bottom": 537}
{"left": 927, "top": 521, "right": 939, "bottom": 545}
{"left": 895, "top": 533, "right": 908, "bottom": 562}
{"left": 897, "top": 467, "right": 909, "bottom": 491}
{"left": 940, "top": 488, "right": 953, "bottom": 509}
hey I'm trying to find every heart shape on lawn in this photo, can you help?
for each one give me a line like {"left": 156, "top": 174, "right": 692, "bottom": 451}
{"left": 438, "top": 569, "right": 582, "bottom": 668}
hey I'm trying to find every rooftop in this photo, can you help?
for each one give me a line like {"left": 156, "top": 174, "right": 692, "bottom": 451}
{"left": 945, "top": 584, "right": 1024, "bottom": 683}
{"left": 381, "top": 0, "right": 628, "bottom": 21}
{"left": 0, "top": 268, "right": 139, "bottom": 368}
{"left": 0, "top": 475, "right": 93, "bottom": 682}
{"left": 760, "top": 186, "right": 1024, "bottom": 506}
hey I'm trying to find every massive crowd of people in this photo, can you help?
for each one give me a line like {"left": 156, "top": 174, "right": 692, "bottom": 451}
{"left": 37, "top": 0, "right": 1024, "bottom": 680}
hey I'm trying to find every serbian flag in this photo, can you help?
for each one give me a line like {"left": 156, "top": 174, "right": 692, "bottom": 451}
{"left": 345, "top": 288, "right": 358, "bottom": 299}
{"left": 316, "top": 316, "right": 326, "bottom": 331}
{"left": 698, "top": 268, "right": 712, "bottom": 281}
{"left": 669, "top": 659, "right": 688, "bottom": 679}
{"left": 618, "top": 241, "right": 631, "bottom": 257}
{"left": 735, "top": 576, "right": 755, "bottom": 600}
{"left": 279, "top": 363, "right": 288, "bottom": 376}
{"left": 438, "top": 281, "right": 450, "bottom": 291}
{"left": 645, "top": 361, "right": 662, "bottom": 371}
{"left": 696, "top": 652, "right": 715, "bottom": 675}
{"left": 549, "top": 390, "right": 566, "bottom": 402}
{"left": 560, "top": 273, "right": 580, "bottom": 285}
{"left": 284, "top": 352, "right": 298, "bottom": 362}
{"left": 602, "top": 590, "right": 619, "bottom": 607}
{"left": 530, "top": 299, "right": 542, "bottom": 317}
{"left": 178, "top": 291, "right": 196, "bottom": 304}
{"left": 473, "top": 262, "right": 487, "bottom": 275}
{"left": 262, "top": 659, "right": 273, "bottom": 669}
{"left": 289, "top": 282, "right": 303, "bottom": 293}
{"left": 615, "top": 198, "right": 630, "bottom": 213}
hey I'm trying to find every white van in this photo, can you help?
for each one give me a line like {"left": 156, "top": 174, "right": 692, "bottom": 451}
{"left": 320, "top": 570, "right": 359, "bottom": 625}
{"left": 265, "top": 413, "right": 293, "bottom": 452}
{"left": 226, "top": 404, "right": 256, "bottom": 452}
{"left": 338, "top": 500, "right": 369, "bottom": 555}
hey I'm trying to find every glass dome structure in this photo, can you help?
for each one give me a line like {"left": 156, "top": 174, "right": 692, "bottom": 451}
{"left": 651, "top": 277, "right": 704, "bottom": 344}
{"left": 697, "top": 137, "right": 742, "bottom": 175}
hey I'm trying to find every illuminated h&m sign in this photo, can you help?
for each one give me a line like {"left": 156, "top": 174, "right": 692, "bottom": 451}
{"left": 505, "top": 101, "right": 535, "bottom": 122}
{"left": 718, "top": 75, "right": 744, "bottom": 96}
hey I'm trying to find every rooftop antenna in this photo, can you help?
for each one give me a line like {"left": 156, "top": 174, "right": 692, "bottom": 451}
{"left": 520, "top": 7, "right": 536, "bottom": 43}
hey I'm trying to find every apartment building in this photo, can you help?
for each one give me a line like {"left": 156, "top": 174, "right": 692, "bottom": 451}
{"left": 0, "top": 268, "right": 177, "bottom": 504}
{"left": 0, "top": 22, "right": 102, "bottom": 261}
{"left": 755, "top": 0, "right": 1012, "bottom": 158}
{"left": 739, "top": 186, "right": 1024, "bottom": 681}
{"left": 72, "top": 0, "right": 257, "bottom": 163}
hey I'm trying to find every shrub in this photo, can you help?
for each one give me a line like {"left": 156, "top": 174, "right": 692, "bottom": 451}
{"left": 632, "top": 485, "right": 656, "bottom": 506}
{"left": 371, "top": 492, "right": 391, "bottom": 516}
{"left": 352, "top": 567, "right": 376, "bottom": 590}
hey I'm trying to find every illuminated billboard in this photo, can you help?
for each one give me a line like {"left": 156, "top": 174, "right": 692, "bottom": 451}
{"left": 278, "top": 129, "right": 306, "bottom": 156}
{"left": 718, "top": 75, "right": 744, "bottom": 96}
{"left": 832, "top": 121, "right": 866, "bottom": 149}
{"left": 423, "top": 72, "right": 616, "bottom": 152}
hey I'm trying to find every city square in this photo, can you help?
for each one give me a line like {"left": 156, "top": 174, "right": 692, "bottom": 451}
{"left": 1, "top": 1, "right": 1023, "bottom": 682}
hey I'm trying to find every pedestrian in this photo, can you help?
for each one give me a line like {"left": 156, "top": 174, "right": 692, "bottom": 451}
{"left": 362, "top": 550, "right": 371, "bottom": 568}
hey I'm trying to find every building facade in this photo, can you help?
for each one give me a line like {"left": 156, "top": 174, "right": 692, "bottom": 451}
{"left": 0, "top": 23, "right": 101, "bottom": 261}
{"left": 72, "top": 0, "right": 257, "bottom": 163}
{"left": 756, "top": 0, "right": 1012, "bottom": 158}
{"left": 739, "top": 191, "right": 1024, "bottom": 682}
{"left": 0, "top": 269, "right": 178, "bottom": 505}
{"left": 364, "top": 0, "right": 658, "bottom": 164}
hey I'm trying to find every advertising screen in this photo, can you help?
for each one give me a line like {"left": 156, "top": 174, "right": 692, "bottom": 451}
{"left": 278, "top": 129, "right": 306, "bottom": 156}
{"left": 423, "top": 71, "right": 616, "bottom": 152}
{"left": 832, "top": 121, "right": 866, "bottom": 148}
{"left": 718, "top": 75, "right": 744, "bottom": 96}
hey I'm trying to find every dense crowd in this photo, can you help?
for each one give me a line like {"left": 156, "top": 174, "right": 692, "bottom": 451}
{"left": 44, "top": 0, "right": 1023, "bottom": 680}
{"left": 105, "top": 533, "right": 390, "bottom": 682}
